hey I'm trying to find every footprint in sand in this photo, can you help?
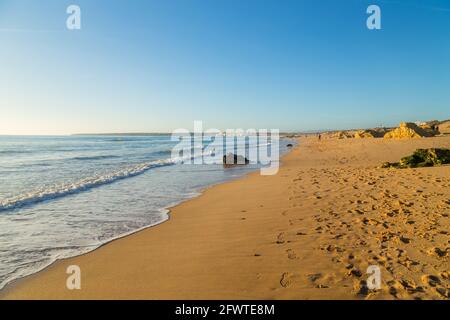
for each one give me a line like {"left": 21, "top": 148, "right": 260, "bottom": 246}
{"left": 276, "top": 232, "right": 285, "bottom": 244}
{"left": 308, "top": 273, "right": 331, "bottom": 288}
{"left": 347, "top": 269, "right": 363, "bottom": 278}
{"left": 354, "top": 280, "right": 373, "bottom": 298}
{"left": 307, "top": 273, "right": 322, "bottom": 283}
{"left": 387, "top": 281, "right": 401, "bottom": 298}
{"left": 421, "top": 274, "right": 441, "bottom": 287}
{"left": 280, "top": 272, "right": 293, "bottom": 288}
{"left": 286, "top": 249, "right": 298, "bottom": 259}
{"left": 427, "top": 247, "right": 448, "bottom": 258}
{"left": 436, "top": 287, "right": 450, "bottom": 298}
{"left": 398, "top": 278, "right": 426, "bottom": 295}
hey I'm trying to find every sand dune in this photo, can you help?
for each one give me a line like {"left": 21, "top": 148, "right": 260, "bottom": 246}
{"left": 1, "top": 136, "right": 449, "bottom": 300}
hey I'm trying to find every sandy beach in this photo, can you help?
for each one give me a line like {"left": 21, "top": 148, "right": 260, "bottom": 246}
{"left": 1, "top": 136, "right": 449, "bottom": 300}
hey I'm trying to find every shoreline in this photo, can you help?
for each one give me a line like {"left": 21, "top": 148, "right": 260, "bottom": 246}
{"left": 0, "top": 143, "right": 294, "bottom": 296}
{"left": 0, "top": 210, "right": 170, "bottom": 292}
{"left": 1, "top": 136, "right": 449, "bottom": 299}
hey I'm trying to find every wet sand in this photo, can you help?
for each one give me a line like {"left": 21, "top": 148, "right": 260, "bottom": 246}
{"left": 1, "top": 136, "right": 449, "bottom": 299}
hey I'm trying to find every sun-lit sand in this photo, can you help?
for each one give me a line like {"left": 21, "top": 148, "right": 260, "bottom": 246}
{"left": 1, "top": 136, "right": 449, "bottom": 300}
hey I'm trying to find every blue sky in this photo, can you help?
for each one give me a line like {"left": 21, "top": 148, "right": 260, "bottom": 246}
{"left": 0, "top": 0, "right": 449, "bottom": 134}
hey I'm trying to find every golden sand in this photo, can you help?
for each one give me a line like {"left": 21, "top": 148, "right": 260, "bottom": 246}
{"left": 1, "top": 136, "right": 449, "bottom": 300}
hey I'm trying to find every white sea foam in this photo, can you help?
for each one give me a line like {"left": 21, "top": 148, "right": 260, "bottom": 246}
{"left": 0, "top": 148, "right": 216, "bottom": 212}
{"left": 0, "top": 142, "right": 273, "bottom": 213}
{"left": 0, "top": 136, "right": 293, "bottom": 292}
{"left": 0, "top": 208, "right": 172, "bottom": 290}
{"left": 0, "top": 159, "right": 176, "bottom": 212}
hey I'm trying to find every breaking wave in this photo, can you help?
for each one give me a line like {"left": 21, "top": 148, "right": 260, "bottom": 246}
{"left": 0, "top": 159, "right": 177, "bottom": 213}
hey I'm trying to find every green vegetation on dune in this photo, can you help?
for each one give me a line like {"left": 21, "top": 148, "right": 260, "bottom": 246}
{"left": 382, "top": 148, "right": 450, "bottom": 169}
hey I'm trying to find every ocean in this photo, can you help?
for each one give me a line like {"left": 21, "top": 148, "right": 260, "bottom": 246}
{"left": 0, "top": 134, "right": 293, "bottom": 290}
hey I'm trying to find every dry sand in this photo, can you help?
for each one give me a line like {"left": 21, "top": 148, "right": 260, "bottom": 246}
{"left": 1, "top": 136, "right": 449, "bottom": 300}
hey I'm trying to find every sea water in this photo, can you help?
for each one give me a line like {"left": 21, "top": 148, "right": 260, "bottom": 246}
{"left": 0, "top": 135, "right": 293, "bottom": 289}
